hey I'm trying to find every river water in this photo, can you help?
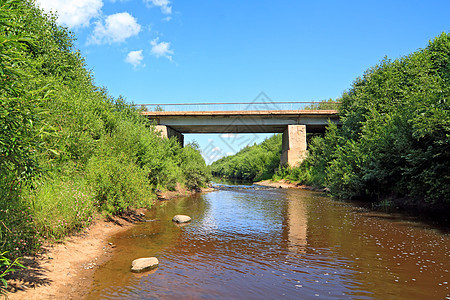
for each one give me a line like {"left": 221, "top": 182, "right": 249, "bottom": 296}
{"left": 87, "top": 185, "right": 449, "bottom": 299}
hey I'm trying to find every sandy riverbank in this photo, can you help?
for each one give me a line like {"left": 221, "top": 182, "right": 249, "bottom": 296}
{"left": 255, "top": 179, "right": 329, "bottom": 192}
{"left": 6, "top": 214, "right": 138, "bottom": 300}
{"left": 6, "top": 188, "right": 214, "bottom": 300}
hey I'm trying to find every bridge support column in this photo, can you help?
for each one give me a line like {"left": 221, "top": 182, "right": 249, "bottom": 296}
{"left": 280, "top": 125, "right": 307, "bottom": 167}
{"left": 155, "top": 125, "right": 184, "bottom": 147}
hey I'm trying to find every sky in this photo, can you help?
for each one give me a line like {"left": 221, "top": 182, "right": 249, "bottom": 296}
{"left": 35, "top": 0, "right": 449, "bottom": 163}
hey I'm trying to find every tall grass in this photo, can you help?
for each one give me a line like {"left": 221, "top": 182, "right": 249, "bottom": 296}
{"left": 24, "top": 178, "right": 97, "bottom": 241}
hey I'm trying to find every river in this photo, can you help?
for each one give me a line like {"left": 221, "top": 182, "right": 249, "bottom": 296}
{"left": 87, "top": 184, "right": 449, "bottom": 299}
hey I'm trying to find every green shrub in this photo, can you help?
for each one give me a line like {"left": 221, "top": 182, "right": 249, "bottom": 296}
{"left": 181, "top": 143, "right": 211, "bottom": 190}
{"left": 0, "top": 251, "right": 25, "bottom": 296}
{"left": 23, "top": 177, "right": 96, "bottom": 240}
{"left": 211, "top": 134, "right": 282, "bottom": 181}
{"left": 283, "top": 32, "right": 449, "bottom": 205}
{"left": 87, "top": 153, "right": 153, "bottom": 215}
{"left": 0, "top": 0, "right": 211, "bottom": 262}
{"left": 0, "top": 191, "right": 38, "bottom": 258}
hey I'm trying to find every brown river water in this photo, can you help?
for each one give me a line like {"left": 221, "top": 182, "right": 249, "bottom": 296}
{"left": 87, "top": 185, "right": 449, "bottom": 299}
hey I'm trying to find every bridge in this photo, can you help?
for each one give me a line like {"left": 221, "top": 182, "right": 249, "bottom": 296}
{"left": 140, "top": 102, "right": 340, "bottom": 166}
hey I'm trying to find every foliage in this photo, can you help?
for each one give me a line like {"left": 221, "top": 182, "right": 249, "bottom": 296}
{"left": 23, "top": 178, "right": 97, "bottom": 240}
{"left": 302, "top": 98, "right": 340, "bottom": 110}
{"left": 0, "top": 0, "right": 210, "bottom": 268}
{"left": 87, "top": 153, "right": 153, "bottom": 215}
{"left": 211, "top": 134, "right": 282, "bottom": 181}
{"left": 0, "top": 251, "right": 25, "bottom": 295}
{"left": 274, "top": 122, "right": 340, "bottom": 187}
{"left": 181, "top": 142, "right": 211, "bottom": 190}
{"left": 220, "top": 33, "right": 449, "bottom": 209}
{"left": 279, "top": 32, "right": 449, "bottom": 206}
{"left": 0, "top": 190, "right": 39, "bottom": 258}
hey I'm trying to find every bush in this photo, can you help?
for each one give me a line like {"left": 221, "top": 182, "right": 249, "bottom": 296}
{"left": 23, "top": 177, "right": 97, "bottom": 240}
{"left": 0, "top": 192, "right": 38, "bottom": 258}
{"left": 181, "top": 143, "right": 211, "bottom": 190}
{"left": 0, "top": 251, "right": 25, "bottom": 296}
{"left": 0, "top": 0, "right": 211, "bottom": 263}
{"left": 87, "top": 153, "right": 153, "bottom": 215}
{"left": 281, "top": 32, "right": 449, "bottom": 206}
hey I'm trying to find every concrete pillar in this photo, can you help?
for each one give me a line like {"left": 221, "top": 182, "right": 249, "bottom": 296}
{"left": 155, "top": 125, "right": 184, "bottom": 147}
{"left": 280, "top": 125, "right": 307, "bottom": 167}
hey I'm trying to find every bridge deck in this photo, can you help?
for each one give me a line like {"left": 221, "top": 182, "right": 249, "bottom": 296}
{"left": 142, "top": 110, "right": 339, "bottom": 134}
{"left": 142, "top": 110, "right": 338, "bottom": 116}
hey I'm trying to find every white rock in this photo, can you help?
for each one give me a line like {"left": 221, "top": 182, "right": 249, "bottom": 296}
{"left": 131, "top": 257, "right": 159, "bottom": 273}
{"left": 172, "top": 215, "right": 191, "bottom": 223}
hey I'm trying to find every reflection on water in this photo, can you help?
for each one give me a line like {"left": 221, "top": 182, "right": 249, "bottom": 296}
{"left": 211, "top": 177, "right": 254, "bottom": 186}
{"left": 285, "top": 191, "right": 307, "bottom": 252}
{"left": 88, "top": 187, "right": 450, "bottom": 299}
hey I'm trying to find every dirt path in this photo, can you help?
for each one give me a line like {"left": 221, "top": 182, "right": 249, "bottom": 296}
{"left": 6, "top": 214, "right": 140, "bottom": 300}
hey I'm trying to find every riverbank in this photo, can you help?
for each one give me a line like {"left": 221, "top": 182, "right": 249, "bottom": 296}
{"left": 6, "top": 187, "right": 214, "bottom": 299}
{"left": 157, "top": 185, "right": 215, "bottom": 200}
{"left": 256, "top": 180, "right": 449, "bottom": 228}
{"left": 255, "top": 179, "right": 329, "bottom": 192}
{"left": 6, "top": 213, "right": 138, "bottom": 300}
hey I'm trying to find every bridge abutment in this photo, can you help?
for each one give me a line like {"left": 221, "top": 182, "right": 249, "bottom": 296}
{"left": 280, "top": 125, "right": 307, "bottom": 167}
{"left": 155, "top": 125, "right": 184, "bottom": 147}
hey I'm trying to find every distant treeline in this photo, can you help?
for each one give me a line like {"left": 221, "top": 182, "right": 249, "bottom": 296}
{"left": 211, "top": 134, "right": 282, "bottom": 181}
{"left": 213, "top": 33, "right": 450, "bottom": 210}
{"left": 0, "top": 0, "right": 210, "bottom": 268}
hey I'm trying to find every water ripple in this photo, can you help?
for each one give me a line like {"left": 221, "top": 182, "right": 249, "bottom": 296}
{"left": 89, "top": 188, "right": 450, "bottom": 299}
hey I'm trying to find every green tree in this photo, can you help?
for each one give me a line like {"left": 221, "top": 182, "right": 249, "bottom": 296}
{"left": 283, "top": 32, "right": 449, "bottom": 207}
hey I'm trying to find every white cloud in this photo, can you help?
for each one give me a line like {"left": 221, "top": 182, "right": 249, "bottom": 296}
{"left": 35, "top": 0, "right": 103, "bottom": 28}
{"left": 211, "top": 147, "right": 221, "bottom": 152}
{"left": 221, "top": 133, "right": 237, "bottom": 139}
{"left": 150, "top": 38, "right": 174, "bottom": 60}
{"left": 144, "top": 0, "right": 172, "bottom": 14}
{"left": 125, "top": 50, "right": 144, "bottom": 68}
{"left": 89, "top": 12, "right": 141, "bottom": 44}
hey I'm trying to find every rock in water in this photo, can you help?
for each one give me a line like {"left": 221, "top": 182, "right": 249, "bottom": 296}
{"left": 172, "top": 215, "right": 191, "bottom": 223}
{"left": 131, "top": 257, "right": 159, "bottom": 273}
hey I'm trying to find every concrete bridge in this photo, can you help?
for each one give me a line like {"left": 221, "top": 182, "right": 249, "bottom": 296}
{"left": 141, "top": 102, "right": 339, "bottom": 166}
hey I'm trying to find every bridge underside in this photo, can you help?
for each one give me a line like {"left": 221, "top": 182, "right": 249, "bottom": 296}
{"left": 144, "top": 110, "right": 339, "bottom": 167}
{"left": 158, "top": 124, "right": 328, "bottom": 134}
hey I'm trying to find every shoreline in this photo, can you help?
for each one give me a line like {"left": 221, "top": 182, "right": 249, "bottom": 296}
{"left": 255, "top": 180, "right": 449, "bottom": 228}
{"left": 6, "top": 214, "right": 137, "bottom": 300}
{"left": 6, "top": 188, "right": 214, "bottom": 300}
{"left": 254, "top": 179, "right": 329, "bottom": 193}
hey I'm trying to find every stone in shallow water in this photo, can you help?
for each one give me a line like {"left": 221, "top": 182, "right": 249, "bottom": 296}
{"left": 172, "top": 215, "right": 191, "bottom": 223}
{"left": 131, "top": 257, "right": 159, "bottom": 273}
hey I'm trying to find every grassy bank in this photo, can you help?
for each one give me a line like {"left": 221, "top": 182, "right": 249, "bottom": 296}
{"left": 0, "top": 0, "right": 210, "bottom": 286}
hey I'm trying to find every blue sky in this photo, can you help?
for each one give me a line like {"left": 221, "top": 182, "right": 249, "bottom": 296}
{"left": 35, "top": 0, "right": 449, "bottom": 163}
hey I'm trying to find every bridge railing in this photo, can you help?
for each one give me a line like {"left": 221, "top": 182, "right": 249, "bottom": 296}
{"left": 135, "top": 101, "right": 340, "bottom": 112}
